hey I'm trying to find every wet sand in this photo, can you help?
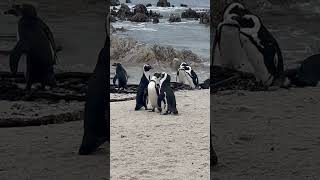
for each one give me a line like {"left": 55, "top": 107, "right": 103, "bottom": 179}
{"left": 111, "top": 90, "right": 210, "bottom": 180}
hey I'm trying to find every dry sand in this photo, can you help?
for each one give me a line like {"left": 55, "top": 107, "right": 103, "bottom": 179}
{"left": 110, "top": 89, "right": 210, "bottom": 180}
{"left": 211, "top": 87, "right": 320, "bottom": 180}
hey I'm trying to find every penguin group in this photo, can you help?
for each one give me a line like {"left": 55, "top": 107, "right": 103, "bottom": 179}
{"left": 213, "top": 2, "right": 288, "bottom": 87}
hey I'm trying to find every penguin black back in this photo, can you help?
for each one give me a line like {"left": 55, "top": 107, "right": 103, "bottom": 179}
{"left": 135, "top": 64, "right": 152, "bottom": 110}
{"left": 158, "top": 73, "right": 178, "bottom": 115}
{"left": 112, "top": 63, "right": 128, "bottom": 90}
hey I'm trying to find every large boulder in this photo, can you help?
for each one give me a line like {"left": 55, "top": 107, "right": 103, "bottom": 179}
{"left": 168, "top": 14, "right": 181, "bottom": 22}
{"left": 126, "top": 0, "right": 131, "bottom": 3}
{"left": 181, "top": 8, "right": 199, "bottom": 18}
{"left": 117, "top": 4, "right": 132, "bottom": 19}
{"left": 157, "top": 0, "right": 171, "bottom": 7}
{"left": 133, "top": 4, "right": 148, "bottom": 15}
{"left": 111, "top": 0, "right": 120, "bottom": 6}
{"left": 129, "top": 13, "right": 149, "bottom": 22}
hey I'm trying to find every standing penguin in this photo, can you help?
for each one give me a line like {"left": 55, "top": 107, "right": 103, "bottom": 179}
{"left": 135, "top": 64, "right": 153, "bottom": 110}
{"left": 4, "top": 4, "right": 57, "bottom": 90}
{"left": 235, "top": 14, "right": 287, "bottom": 86}
{"left": 213, "top": 12, "right": 254, "bottom": 73}
{"left": 112, "top": 63, "right": 128, "bottom": 91}
{"left": 147, "top": 73, "right": 161, "bottom": 112}
{"left": 177, "top": 62, "right": 199, "bottom": 88}
{"left": 158, "top": 72, "right": 178, "bottom": 115}
{"left": 79, "top": 33, "right": 109, "bottom": 155}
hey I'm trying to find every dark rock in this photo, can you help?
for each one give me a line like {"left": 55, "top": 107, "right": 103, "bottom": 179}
{"left": 180, "top": 4, "right": 188, "bottom": 7}
{"left": 149, "top": 10, "right": 162, "bottom": 18}
{"left": 112, "top": 6, "right": 117, "bottom": 10}
{"left": 199, "top": 12, "right": 210, "bottom": 24}
{"left": 129, "top": 13, "right": 149, "bottom": 22}
{"left": 146, "top": 3, "right": 152, "bottom": 7}
{"left": 181, "top": 8, "right": 199, "bottom": 19}
{"left": 110, "top": 15, "right": 117, "bottom": 22}
{"left": 168, "top": 14, "right": 181, "bottom": 22}
{"left": 111, "top": 0, "right": 120, "bottom": 6}
{"left": 133, "top": 4, "right": 148, "bottom": 15}
{"left": 125, "top": 0, "right": 131, "bottom": 3}
{"left": 153, "top": 17, "right": 160, "bottom": 24}
{"left": 157, "top": 0, "right": 170, "bottom": 7}
{"left": 117, "top": 4, "right": 132, "bottom": 20}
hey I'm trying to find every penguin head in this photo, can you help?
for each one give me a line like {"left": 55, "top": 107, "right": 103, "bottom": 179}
{"left": 143, "top": 64, "right": 153, "bottom": 72}
{"left": 160, "top": 72, "right": 171, "bottom": 84}
{"left": 223, "top": 2, "right": 246, "bottom": 20}
{"left": 179, "top": 62, "right": 188, "bottom": 69}
{"left": 4, "top": 4, "right": 37, "bottom": 17}
{"left": 237, "top": 14, "right": 261, "bottom": 35}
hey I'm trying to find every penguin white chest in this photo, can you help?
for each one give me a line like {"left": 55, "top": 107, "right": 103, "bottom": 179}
{"left": 178, "top": 70, "right": 195, "bottom": 88}
{"left": 216, "top": 26, "right": 253, "bottom": 73}
{"left": 240, "top": 35, "right": 273, "bottom": 86}
{"left": 147, "top": 81, "right": 158, "bottom": 108}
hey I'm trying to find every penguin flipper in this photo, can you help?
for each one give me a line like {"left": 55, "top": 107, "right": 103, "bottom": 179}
{"left": 10, "top": 40, "right": 30, "bottom": 74}
{"left": 113, "top": 74, "right": 118, "bottom": 86}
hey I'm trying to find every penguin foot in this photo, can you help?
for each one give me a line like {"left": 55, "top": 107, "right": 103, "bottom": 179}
{"left": 79, "top": 135, "right": 108, "bottom": 155}
{"left": 135, "top": 105, "right": 143, "bottom": 111}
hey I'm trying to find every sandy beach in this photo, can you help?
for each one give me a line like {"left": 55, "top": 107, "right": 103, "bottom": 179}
{"left": 0, "top": 121, "right": 109, "bottom": 180}
{"left": 211, "top": 87, "right": 320, "bottom": 180}
{"left": 111, "top": 89, "right": 210, "bottom": 180}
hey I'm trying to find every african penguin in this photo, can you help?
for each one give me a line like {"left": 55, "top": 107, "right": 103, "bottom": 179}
{"left": 147, "top": 73, "right": 161, "bottom": 112}
{"left": 158, "top": 72, "right": 178, "bottom": 115}
{"left": 112, "top": 63, "right": 128, "bottom": 91}
{"left": 213, "top": 13, "right": 255, "bottom": 73}
{"left": 235, "top": 14, "right": 286, "bottom": 86}
{"left": 4, "top": 4, "right": 57, "bottom": 90}
{"left": 177, "top": 63, "right": 199, "bottom": 88}
{"left": 135, "top": 64, "right": 153, "bottom": 110}
{"left": 79, "top": 33, "right": 109, "bottom": 155}
{"left": 286, "top": 54, "right": 320, "bottom": 87}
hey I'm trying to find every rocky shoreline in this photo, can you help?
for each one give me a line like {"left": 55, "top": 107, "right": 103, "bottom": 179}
{"left": 110, "top": 1, "right": 210, "bottom": 24}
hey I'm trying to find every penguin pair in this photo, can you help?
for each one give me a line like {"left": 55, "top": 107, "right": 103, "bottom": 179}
{"left": 4, "top": 4, "right": 59, "bottom": 90}
{"left": 177, "top": 62, "right": 199, "bottom": 89}
{"left": 112, "top": 63, "right": 128, "bottom": 91}
{"left": 135, "top": 64, "right": 153, "bottom": 110}
{"left": 213, "top": 2, "right": 288, "bottom": 87}
{"left": 147, "top": 72, "right": 161, "bottom": 112}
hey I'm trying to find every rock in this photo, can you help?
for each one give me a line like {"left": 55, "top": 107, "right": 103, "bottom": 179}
{"left": 180, "top": 4, "right": 188, "bottom": 7}
{"left": 157, "top": 0, "right": 170, "bottom": 7}
{"left": 125, "top": 0, "right": 131, "bottom": 3}
{"left": 168, "top": 14, "right": 181, "bottom": 22}
{"left": 149, "top": 10, "right": 162, "bottom": 18}
{"left": 111, "top": 9, "right": 117, "bottom": 16}
{"left": 129, "top": 13, "right": 149, "bottom": 22}
{"left": 117, "top": 4, "right": 132, "bottom": 19}
{"left": 112, "top": 6, "right": 117, "bottom": 10}
{"left": 111, "top": 0, "right": 120, "bottom": 6}
{"left": 181, "top": 8, "right": 199, "bottom": 18}
{"left": 199, "top": 12, "right": 210, "bottom": 24}
{"left": 146, "top": 3, "right": 152, "bottom": 7}
{"left": 153, "top": 17, "right": 160, "bottom": 24}
{"left": 110, "top": 15, "right": 117, "bottom": 22}
{"left": 133, "top": 4, "right": 148, "bottom": 15}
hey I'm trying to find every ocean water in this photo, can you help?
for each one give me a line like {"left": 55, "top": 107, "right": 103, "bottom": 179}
{"left": 111, "top": 0, "right": 210, "bottom": 84}
{"left": 112, "top": 0, "right": 210, "bottom": 58}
